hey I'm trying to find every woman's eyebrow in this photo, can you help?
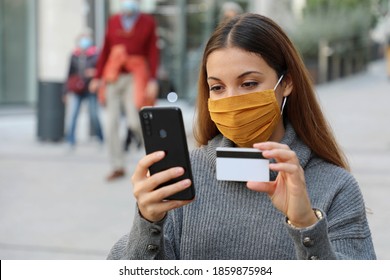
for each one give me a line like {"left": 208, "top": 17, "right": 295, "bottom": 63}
{"left": 237, "top": 71, "right": 264, "bottom": 79}
{"left": 207, "top": 76, "right": 221, "bottom": 81}
{"left": 207, "top": 71, "right": 264, "bottom": 81}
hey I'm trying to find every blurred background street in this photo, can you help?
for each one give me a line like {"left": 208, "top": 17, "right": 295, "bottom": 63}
{"left": 1, "top": 0, "right": 390, "bottom": 260}
{"left": 1, "top": 59, "right": 390, "bottom": 260}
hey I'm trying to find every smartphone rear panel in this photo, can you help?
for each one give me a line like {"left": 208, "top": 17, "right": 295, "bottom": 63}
{"left": 139, "top": 107, "right": 195, "bottom": 200}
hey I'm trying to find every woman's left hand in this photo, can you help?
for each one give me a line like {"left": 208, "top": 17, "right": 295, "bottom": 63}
{"left": 247, "top": 142, "right": 317, "bottom": 228}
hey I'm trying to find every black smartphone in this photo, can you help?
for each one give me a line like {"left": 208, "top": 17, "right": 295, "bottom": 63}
{"left": 139, "top": 106, "right": 195, "bottom": 200}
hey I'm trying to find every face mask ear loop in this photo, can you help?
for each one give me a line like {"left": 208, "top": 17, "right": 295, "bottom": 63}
{"left": 274, "top": 74, "right": 285, "bottom": 115}
{"left": 281, "top": 96, "right": 288, "bottom": 115}
{"left": 274, "top": 75, "right": 284, "bottom": 91}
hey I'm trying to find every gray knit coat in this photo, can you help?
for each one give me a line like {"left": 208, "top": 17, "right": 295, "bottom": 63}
{"left": 107, "top": 124, "right": 376, "bottom": 260}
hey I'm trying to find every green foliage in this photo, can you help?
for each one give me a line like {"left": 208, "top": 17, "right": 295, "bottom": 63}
{"left": 305, "top": 0, "right": 370, "bottom": 11}
{"left": 290, "top": 1, "right": 373, "bottom": 60}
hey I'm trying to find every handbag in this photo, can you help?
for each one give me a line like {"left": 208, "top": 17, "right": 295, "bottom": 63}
{"left": 66, "top": 74, "right": 86, "bottom": 94}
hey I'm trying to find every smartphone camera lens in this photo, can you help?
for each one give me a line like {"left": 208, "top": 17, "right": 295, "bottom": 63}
{"left": 159, "top": 129, "right": 167, "bottom": 139}
{"left": 141, "top": 111, "right": 153, "bottom": 136}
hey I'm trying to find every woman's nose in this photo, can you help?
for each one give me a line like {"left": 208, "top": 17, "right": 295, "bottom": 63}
{"left": 225, "top": 89, "right": 236, "bottom": 97}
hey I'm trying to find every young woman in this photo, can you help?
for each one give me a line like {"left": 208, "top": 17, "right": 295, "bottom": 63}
{"left": 107, "top": 13, "right": 376, "bottom": 260}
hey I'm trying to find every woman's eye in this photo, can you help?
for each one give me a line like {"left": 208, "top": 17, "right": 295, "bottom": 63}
{"left": 209, "top": 85, "right": 223, "bottom": 92}
{"left": 242, "top": 81, "right": 258, "bottom": 88}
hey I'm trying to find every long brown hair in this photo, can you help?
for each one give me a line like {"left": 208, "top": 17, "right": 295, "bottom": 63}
{"left": 193, "top": 13, "right": 349, "bottom": 170}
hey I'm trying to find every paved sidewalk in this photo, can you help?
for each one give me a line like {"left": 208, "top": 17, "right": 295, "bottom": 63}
{"left": 317, "top": 60, "right": 390, "bottom": 260}
{"left": 0, "top": 59, "right": 389, "bottom": 259}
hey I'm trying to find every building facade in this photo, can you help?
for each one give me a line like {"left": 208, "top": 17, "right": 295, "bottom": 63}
{"left": 0, "top": 0, "right": 299, "bottom": 106}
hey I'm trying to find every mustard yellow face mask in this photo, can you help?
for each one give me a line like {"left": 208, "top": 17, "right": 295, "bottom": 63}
{"left": 208, "top": 76, "right": 285, "bottom": 147}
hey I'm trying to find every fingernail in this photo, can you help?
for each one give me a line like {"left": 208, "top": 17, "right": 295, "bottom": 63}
{"left": 175, "top": 167, "right": 185, "bottom": 175}
{"left": 182, "top": 179, "right": 191, "bottom": 186}
{"left": 156, "top": 151, "right": 165, "bottom": 157}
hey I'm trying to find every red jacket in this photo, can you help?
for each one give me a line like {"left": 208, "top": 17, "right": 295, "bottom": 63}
{"left": 95, "top": 13, "right": 159, "bottom": 79}
{"left": 102, "top": 45, "right": 153, "bottom": 109}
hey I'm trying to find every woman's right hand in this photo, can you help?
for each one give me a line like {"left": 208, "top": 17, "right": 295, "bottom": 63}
{"left": 132, "top": 151, "right": 194, "bottom": 222}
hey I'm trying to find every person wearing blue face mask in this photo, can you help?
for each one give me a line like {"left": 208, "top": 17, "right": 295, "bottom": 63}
{"left": 78, "top": 36, "right": 93, "bottom": 50}
{"left": 63, "top": 31, "right": 104, "bottom": 149}
{"left": 121, "top": 0, "right": 140, "bottom": 16}
{"left": 90, "top": 0, "right": 160, "bottom": 181}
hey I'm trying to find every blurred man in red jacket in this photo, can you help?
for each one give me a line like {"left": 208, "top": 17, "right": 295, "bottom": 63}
{"left": 90, "top": 0, "right": 160, "bottom": 181}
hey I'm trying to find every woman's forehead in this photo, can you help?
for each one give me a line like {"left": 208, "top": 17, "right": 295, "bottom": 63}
{"left": 206, "top": 48, "right": 274, "bottom": 76}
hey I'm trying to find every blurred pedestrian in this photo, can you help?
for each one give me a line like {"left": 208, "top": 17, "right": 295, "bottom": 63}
{"left": 107, "top": 13, "right": 376, "bottom": 260}
{"left": 219, "top": 1, "right": 243, "bottom": 23}
{"left": 64, "top": 31, "right": 104, "bottom": 148}
{"left": 90, "top": 0, "right": 160, "bottom": 181}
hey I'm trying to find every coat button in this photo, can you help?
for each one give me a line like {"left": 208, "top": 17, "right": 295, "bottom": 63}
{"left": 147, "top": 244, "right": 159, "bottom": 252}
{"left": 303, "top": 237, "right": 314, "bottom": 247}
{"left": 150, "top": 227, "right": 161, "bottom": 235}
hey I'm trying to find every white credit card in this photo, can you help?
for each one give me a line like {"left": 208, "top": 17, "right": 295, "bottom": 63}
{"left": 216, "top": 147, "right": 270, "bottom": 182}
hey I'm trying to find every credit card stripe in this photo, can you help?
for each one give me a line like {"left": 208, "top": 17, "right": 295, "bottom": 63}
{"left": 216, "top": 150, "right": 265, "bottom": 159}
